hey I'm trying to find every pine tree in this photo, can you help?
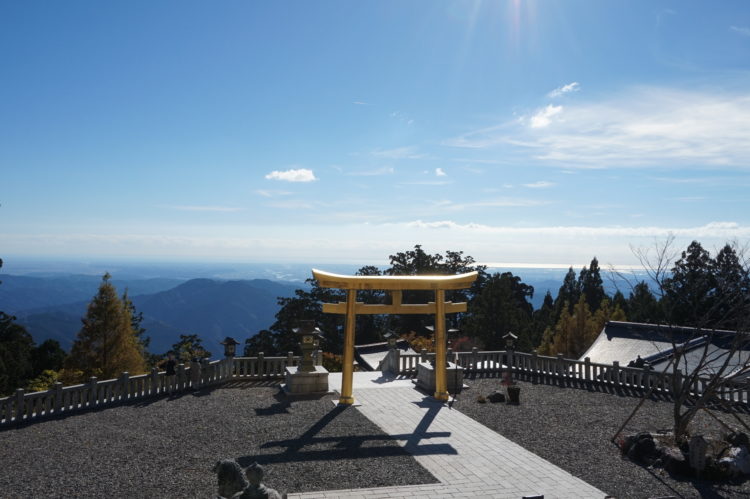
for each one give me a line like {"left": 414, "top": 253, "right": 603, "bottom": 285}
{"left": 662, "top": 240, "right": 716, "bottom": 326}
{"left": 65, "top": 273, "right": 145, "bottom": 380}
{"left": 553, "top": 267, "right": 581, "bottom": 319}
{"left": 579, "top": 257, "right": 606, "bottom": 312}
{"left": 627, "top": 281, "right": 660, "bottom": 323}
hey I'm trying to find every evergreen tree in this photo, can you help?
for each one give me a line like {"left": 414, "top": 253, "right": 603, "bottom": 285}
{"left": 65, "top": 273, "right": 146, "bottom": 380}
{"left": 538, "top": 296, "right": 625, "bottom": 358}
{"left": 530, "top": 291, "right": 555, "bottom": 350}
{"left": 662, "top": 241, "right": 716, "bottom": 326}
{"left": 612, "top": 290, "right": 628, "bottom": 318}
{"left": 171, "top": 333, "right": 211, "bottom": 361}
{"left": 0, "top": 311, "right": 35, "bottom": 395}
{"left": 553, "top": 267, "right": 580, "bottom": 319}
{"left": 122, "top": 290, "right": 150, "bottom": 354}
{"left": 627, "top": 281, "right": 660, "bottom": 323}
{"left": 244, "top": 330, "right": 277, "bottom": 356}
{"left": 579, "top": 257, "right": 606, "bottom": 312}
{"left": 462, "top": 272, "right": 534, "bottom": 350}
{"left": 712, "top": 244, "right": 750, "bottom": 329}
{"left": 32, "top": 339, "right": 66, "bottom": 374}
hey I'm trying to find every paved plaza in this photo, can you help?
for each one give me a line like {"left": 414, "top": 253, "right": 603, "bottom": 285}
{"left": 290, "top": 373, "right": 606, "bottom": 499}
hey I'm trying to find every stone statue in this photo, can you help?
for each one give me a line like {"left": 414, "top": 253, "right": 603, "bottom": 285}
{"left": 213, "top": 459, "right": 249, "bottom": 499}
{"left": 233, "top": 462, "right": 282, "bottom": 499}
{"left": 214, "top": 459, "right": 282, "bottom": 499}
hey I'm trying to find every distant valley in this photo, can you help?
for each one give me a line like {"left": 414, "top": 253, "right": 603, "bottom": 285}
{"left": 1, "top": 275, "right": 300, "bottom": 354}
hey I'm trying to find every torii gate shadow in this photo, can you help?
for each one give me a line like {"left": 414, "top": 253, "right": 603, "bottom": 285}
{"left": 238, "top": 398, "right": 455, "bottom": 466}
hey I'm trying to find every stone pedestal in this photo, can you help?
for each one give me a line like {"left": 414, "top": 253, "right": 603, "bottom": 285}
{"left": 416, "top": 361, "right": 464, "bottom": 394}
{"left": 282, "top": 365, "right": 330, "bottom": 395}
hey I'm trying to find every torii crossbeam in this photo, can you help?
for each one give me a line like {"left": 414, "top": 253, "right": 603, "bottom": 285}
{"left": 312, "top": 269, "right": 478, "bottom": 405}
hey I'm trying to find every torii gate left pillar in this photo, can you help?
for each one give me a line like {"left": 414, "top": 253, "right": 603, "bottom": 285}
{"left": 312, "top": 269, "right": 478, "bottom": 405}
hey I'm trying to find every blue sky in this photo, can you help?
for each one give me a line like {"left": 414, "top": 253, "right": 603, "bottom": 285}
{"left": 2, "top": 1, "right": 750, "bottom": 268}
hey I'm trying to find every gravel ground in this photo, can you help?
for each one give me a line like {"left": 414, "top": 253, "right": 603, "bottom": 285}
{"left": 453, "top": 375, "right": 750, "bottom": 499}
{"left": 0, "top": 381, "right": 436, "bottom": 498}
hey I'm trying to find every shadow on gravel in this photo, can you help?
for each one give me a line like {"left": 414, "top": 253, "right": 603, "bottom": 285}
{"left": 240, "top": 401, "right": 457, "bottom": 467}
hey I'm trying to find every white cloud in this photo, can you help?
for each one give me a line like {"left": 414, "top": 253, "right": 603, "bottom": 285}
{"left": 731, "top": 26, "right": 750, "bottom": 36}
{"left": 265, "top": 168, "right": 317, "bottom": 182}
{"left": 167, "top": 205, "right": 241, "bottom": 212}
{"left": 435, "top": 167, "right": 447, "bottom": 177}
{"left": 371, "top": 146, "right": 427, "bottom": 159}
{"left": 447, "top": 86, "right": 750, "bottom": 168}
{"left": 529, "top": 105, "right": 563, "bottom": 128}
{"left": 522, "top": 181, "right": 554, "bottom": 188}
{"left": 548, "top": 82, "right": 580, "bottom": 98}
{"left": 353, "top": 101, "right": 370, "bottom": 105}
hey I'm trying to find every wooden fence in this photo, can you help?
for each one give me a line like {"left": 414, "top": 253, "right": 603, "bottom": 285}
{"left": 0, "top": 351, "right": 318, "bottom": 428}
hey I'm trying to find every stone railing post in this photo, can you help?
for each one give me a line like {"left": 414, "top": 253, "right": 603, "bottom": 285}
{"left": 54, "top": 382, "right": 63, "bottom": 413}
{"left": 393, "top": 348, "right": 401, "bottom": 375}
{"left": 556, "top": 353, "right": 564, "bottom": 379}
{"left": 471, "top": 347, "right": 479, "bottom": 371}
{"left": 190, "top": 359, "right": 201, "bottom": 389}
{"left": 177, "top": 363, "right": 186, "bottom": 391}
{"left": 258, "top": 352, "right": 265, "bottom": 378}
{"left": 150, "top": 367, "right": 159, "bottom": 395}
{"left": 672, "top": 368, "right": 683, "bottom": 396}
{"left": 88, "top": 377, "right": 98, "bottom": 407}
{"left": 120, "top": 372, "right": 130, "bottom": 401}
{"left": 584, "top": 357, "right": 591, "bottom": 382}
{"left": 612, "top": 361, "right": 621, "bottom": 387}
{"left": 420, "top": 348, "right": 427, "bottom": 363}
{"left": 15, "top": 388, "right": 25, "bottom": 423}
{"left": 287, "top": 351, "right": 294, "bottom": 368}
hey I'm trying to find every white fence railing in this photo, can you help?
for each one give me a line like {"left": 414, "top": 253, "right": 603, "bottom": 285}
{"left": 388, "top": 347, "right": 750, "bottom": 404}
{"left": 0, "top": 351, "right": 319, "bottom": 428}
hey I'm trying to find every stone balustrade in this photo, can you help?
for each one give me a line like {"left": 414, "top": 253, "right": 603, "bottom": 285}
{"left": 0, "top": 351, "right": 320, "bottom": 428}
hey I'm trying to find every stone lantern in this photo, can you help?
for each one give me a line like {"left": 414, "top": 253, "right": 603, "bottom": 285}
{"left": 384, "top": 330, "right": 398, "bottom": 349}
{"left": 503, "top": 331, "right": 518, "bottom": 350}
{"left": 220, "top": 337, "right": 240, "bottom": 358}
{"left": 283, "top": 320, "right": 330, "bottom": 396}
{"left": 293, "top": 320, "right": 323, "bottom": 373}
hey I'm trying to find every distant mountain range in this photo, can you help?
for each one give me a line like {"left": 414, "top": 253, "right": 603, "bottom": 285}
{"left": 1, "top": 275, "right": 299, "bottom": 354}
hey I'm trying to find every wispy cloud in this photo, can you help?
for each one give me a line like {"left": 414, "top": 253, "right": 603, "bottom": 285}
{"left": 435, "top": 198, "right": 551, "bottom": 210}
{"left": 529, "top": 104, "right": 563, "bottom": 128}
{"left": 346, "top": 167, "right": 395, "bottom": 176}
{"left": 353, "top": 100, "right": 370, "bottom": 105}
{"left": 730, "top": 26, "right": 750, "bottom": 36}
{"left": 255, "top": 189, "right": 292, "bottom": 197}
{"left": 265, "top": 168, "right": 317, "bottom": 182}
{"left": 548, "top": 82, "right": 580, "bottom": 98}
{"left": 447, "top": 86, "right": 750, "bottom": 168}
{"left": 166, "top": 205, "right": 242, "bottom": 212}
{"left": 435, "top": 167, "right": 447, "bottom": 177}
{"left": 403, "top": 220, "right": 750, "bottom": 238}
{"left": 523, "top": 181, "right": 554, "bottom": 188}
{"left": 371, "top": 146, "right": 428, "bottom": 159}
{"left": 398, "top": 180, "right": 452, "bottom": 186}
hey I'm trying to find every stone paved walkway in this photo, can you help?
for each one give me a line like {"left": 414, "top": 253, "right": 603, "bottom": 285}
{"left": 289, "top": 374, "right": 607, "bottom": 499}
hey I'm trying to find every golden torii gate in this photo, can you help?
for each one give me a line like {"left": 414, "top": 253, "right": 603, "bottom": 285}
{"left": 312, "top": 269, "right": 478, "bottom": 405}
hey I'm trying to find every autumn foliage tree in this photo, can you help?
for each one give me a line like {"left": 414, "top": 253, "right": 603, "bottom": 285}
{"left": 65, "top": 273, "right": 146, "bottom": 380}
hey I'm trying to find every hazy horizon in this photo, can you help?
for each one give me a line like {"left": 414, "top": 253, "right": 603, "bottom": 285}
{"left": 3, "top": 2, "right": 749, "bottom": 264}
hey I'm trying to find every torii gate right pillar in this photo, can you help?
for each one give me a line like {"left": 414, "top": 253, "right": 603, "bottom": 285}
{"left": 433, "top": 289, "right": 449, "bottom": 401}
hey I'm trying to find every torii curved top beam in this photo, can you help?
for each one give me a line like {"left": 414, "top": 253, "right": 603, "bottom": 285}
{"left": 312, "top": 269, "right": 478, "bottom": 291}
